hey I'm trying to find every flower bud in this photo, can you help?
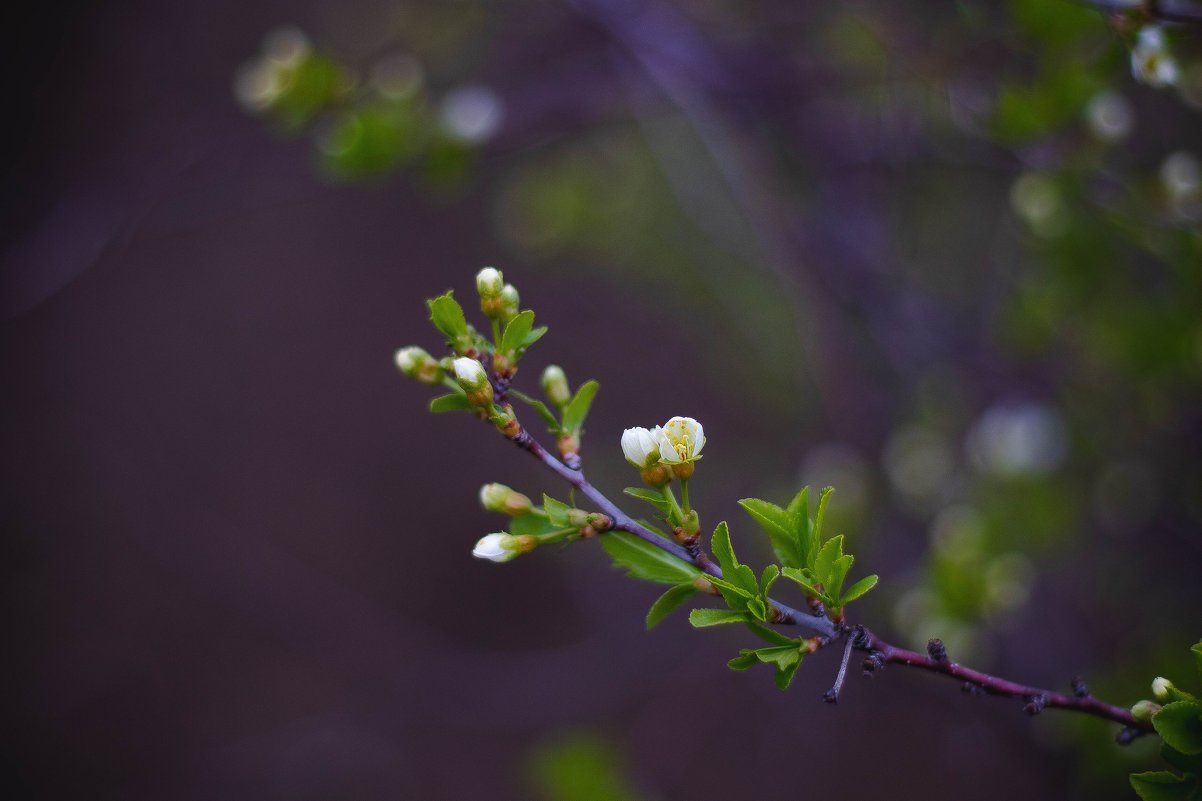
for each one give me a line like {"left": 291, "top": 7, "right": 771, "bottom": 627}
{"left": 492, "top": 404, "right": 521, "bottom": 438}
{"left": 1131, "top": 700, "right": 1161, "bottom": 722}
{"left": 541, "top": 365, "right": 571, "bottom": 408}
{"left": 639, "top": 463, "right": 672, "bottom": 487}
{"left": 499, "top": 284, "right": 520, "bottom": 323}
{"left": 622, "top": 426, "right": 663, "bottom": 469}
{"left": 472, "top": 532, "right": 521, "bottom": 563}
{"left": 476, "top": 267, "right": 504, "bottom": 299}
{"left": 479, "top": 483, "right": 532, "bottom": 516}
{"left": 453, "top": 357, "right": 493, "bottom": 406}
{"left": 394, "top": 346, "right": 444, "bottom": 384}
{"left": 1151, "top": 677, "right": 1174, "bottom": 701}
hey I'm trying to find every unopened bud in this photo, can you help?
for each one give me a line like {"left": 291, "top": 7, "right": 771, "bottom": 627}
{"left": 541, "top": 365, "right": 571, "bottom": 407}
{"left": 472, "top": 532, "right": 521, "bottom": 563}
{"left": 567, "top": 508, "right": 590, "bottom": 527}
{"left": 492, "top": 405, "right": 521, "bottom": 438}
{"left": 476, "top": 267, "right": 504, "bottom": 299}
{"left": 479, "top": 483, "right": 532, "bottom": 516}
{"left": 499, "top": 284, "right": 520, "bottom": 323}
{"left": 692, "top": 576, "right": 718, "bottom": 595}
{"left": 395, "top": 346, "right": 444, "bottom": 384}
{"left": 587, "top": 513, "right": 613, "bottom": 531}
{"left": 1151, "top": 677, "right": 1174, "bottom": 701}
{"left": 1131, "top": 700, "right": 1162, "bottom": 722}
{"left": 453, "top": 357, "right": 493, "bottom": 406}
{"left": 639, "top": 463, "right": 672, "bottom": 487}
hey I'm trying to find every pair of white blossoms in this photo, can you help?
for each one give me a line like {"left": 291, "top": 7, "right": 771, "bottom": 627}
{"left": 620, "top": 416, "right": 706, "bottom": 468}
{"left": 473, "top": 416, "right": 707, "bottom": 562}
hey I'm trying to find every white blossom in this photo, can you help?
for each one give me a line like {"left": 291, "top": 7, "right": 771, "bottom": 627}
{"left": 1131, "top": 26, "right": 1179, "bottom": 88}
{"left": 657, "top": 416, "right": 705, "bottom": 464}
{"left": 472, "top": 533, "right": 518, "bottom": 563}
{"left": 621, "top": 426, "right": 664, "bottom": 468}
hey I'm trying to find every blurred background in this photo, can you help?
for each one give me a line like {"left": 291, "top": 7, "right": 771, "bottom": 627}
{"left": 2, "top": 1, "right": 1200, "bottom": 798}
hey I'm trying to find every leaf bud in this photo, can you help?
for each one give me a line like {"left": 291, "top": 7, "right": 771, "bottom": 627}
{"left": 1131, "top": 700, "right": 1162, "bottom": 722}
{"left": 499, "top": 284, "right": 520, "bottom": 323}
{"left": 541, "top": 365, "right": 571, "bottom": 408}
{"left": 394, "top": 346, "right": 444, "bottom": 384}
{"left": 479, "top": 483, "right": 533, "bottom": 516}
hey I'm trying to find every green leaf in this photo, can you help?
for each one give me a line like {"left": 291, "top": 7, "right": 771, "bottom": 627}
{"left": 738, "top": 498, "right": 800, "bottom": 568}
{"left": 1162, "top": 743, "right": 1202, "bottom": 777}
{"left": 624, "top": 487, "right": 673, "bottom": 516}
{"left": 781, "top": 566, "right": 827, "bottom": 603}
{"left": 510, "top": 389, "right": 560, "bottom": 431}
{"left": 839, "top": 574, "right": 879, "bottom": 605}
{"left": 759, "top": 564, "right": 780, "bottom": 599}
{"left": 427, "top": 291, "right": 468, "bottom": 339}
{"left": 703, "top": 574, "right": 755, "bottom": 601}
{"left": 728, "top": 650, "right": 759, "bottom": 671}
{"left": 561, "top": 380, "right": 599, "bottom": 433}
{"left": 543, "top": 494, "right": 572, "bottom": 527}
{"left": 1130, "top": 771, "right": 1198, "bottom": 801}
{"left": 601, "top": 531, "right": 701, "bottom": 585}
{"left": 646, "top": 583, "right": 696, "bottom": 629}
{"left": 1155, "top": 701, "right": 1202, "bottom": 756}
{"left": 500, "top": 310, "right": 535, "bottom": 354}
{"left": 785, "top": 486, "right": 810, "bottom": 536}
{"left": 744, "top": 623, "right": 798, "bottom": 650}
{"left": 814, "top": 535, "right": 854, "bottom": 599}
{"left": 523, "top": 325, "right": 548, "bottom": 348}
{"left": 688, "top": 608, "right": 752, "bottom": 628}
{"left": 751, "top": 645, "right": 805, "bottom": 690}
{"left": 709, "top": 522, "right": 759, "bottom": 598}
{"left": 510, "top": 515, "right": 569, "bottom": 537}
{"left": 429, "top": 394, "right": 473, "bottom": 413}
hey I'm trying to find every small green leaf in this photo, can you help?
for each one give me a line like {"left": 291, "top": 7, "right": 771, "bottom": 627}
{"left": 601, "top": 532, "right": 702, "bottom": 584}
{"left": 785, "top": 487, "right": 810, "bottom": 536}
{"left": 1130, "top": 771, "right": 1198, "bottom": 801}
{"left": 745, "top": 621, "right": 799, "bottom": 647}
{"left": 703, "top": 574, "right": 755, "bottom": 601}
{"left": 561, "top": 380, "right": 599, "bottom": 433}
{"left": 738, "top": 498, "right": 800, "bottom": 568}
{"left": 543, "top": 494, "right": 572, "bottom": 526}
{"left": 815, "top": 536, "right": 843, "bottom": 586}
{"left": 646, "top": 583, "right": 696, "bottom": 629}
{"left": 1162, "top": 743, "right": 1202, "bottom": 776}
{"left": 728, "top": 650, "right": 759, "bottom": 671}
{"left": 624, "top": 487, "right": 673, "bottom": 516}
{"left": 1154, "top": 701, "right": 1202, "bottom": 756}
{"left": 839, "top": 574, "right": 879, "bottom": 605}
{"left": 688, "top": 608, "right": 752, "bottom": 627}
{"left": 781, "top": 566, "right": 826, "bottom": 602}
{"left": 427, "top": 291, "right": 468, "bottom": 339}
{"left": 510, "top": 389, "right": 560, "bottom": 431}
{"left": 500, "top": 310, "right": 535, "bottom": 354}
{"left": 759, "top": 564, "right": 780, "bottom": 599}
{"left": 429, "top": 394, "right": 473, "bottom": 413}
{"left": 523, "top": 325, "right": 548, "bottom": 348}
{"left": 510, "top": 515, "right": 569, "bottom": 537}
{"left": 710, "top": 522, "right": 759, "bottom": 598}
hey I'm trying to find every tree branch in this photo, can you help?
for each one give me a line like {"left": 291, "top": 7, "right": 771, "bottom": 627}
{"left": 501, "top": 420, "right": 1151, "bottom": 736}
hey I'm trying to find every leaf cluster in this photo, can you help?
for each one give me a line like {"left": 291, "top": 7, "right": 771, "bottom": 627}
{"left": 739, "top": 487, "right": 878, "bottom": 615}
{"left": 1132, "top": 642, "right": 1202, "bottom": 801}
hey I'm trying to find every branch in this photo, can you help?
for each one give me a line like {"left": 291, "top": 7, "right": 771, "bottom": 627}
{"left": 858, "top": 631, "right": 1155, "bottom": 735}
{"left": 508, "top": 428, "right": 839, "bottom": 639}
{"left": 500, "top": 420, "right": 1152, "bottom": 737}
